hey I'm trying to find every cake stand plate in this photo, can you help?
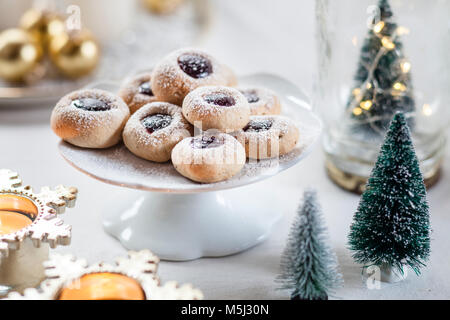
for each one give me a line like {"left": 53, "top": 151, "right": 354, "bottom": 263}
{"left": 58, "top": 73, "right": 322, "bottom": 261}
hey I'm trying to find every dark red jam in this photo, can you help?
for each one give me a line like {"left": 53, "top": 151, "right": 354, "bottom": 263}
{"left": 244, "top": 119, "right": 273, "bottom": 132}
{"left": 138, "top": 82, "right": 153, "bottom": 96}
{"left": 178, "top": 53, "right": 212, "bottom": 79}
{"left": 71, "top": 98, "right": 110, "bottom": 111}
{"left": 142, "top": 114, "right": 172, "bottom": 134}
{"left": 241, "top": 90, "right": 260, "bottom": 103}
{"left": 204, "top": 93, "right": 235, "bottom": 107}
{"left": 191, "top": 135, "right": 223, "bottom": 149}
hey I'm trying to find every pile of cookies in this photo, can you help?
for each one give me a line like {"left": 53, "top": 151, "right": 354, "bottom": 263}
{"left": 51, "top": 48, "right": 300, "bottom": 183}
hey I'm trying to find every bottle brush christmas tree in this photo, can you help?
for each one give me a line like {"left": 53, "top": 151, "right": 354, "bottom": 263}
{"left": 346, "top": 0, "right": 415, "bottom": 136}
{"left": 348, "top": 112, "right": 430, "bottom": 277}
{"left": 277, "top": 189, "right": 342, "bottom": 300}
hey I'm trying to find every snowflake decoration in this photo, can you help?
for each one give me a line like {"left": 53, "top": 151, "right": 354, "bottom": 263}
{"left": 5, "top": 250, "right": 203, "bottom": 300}
{"left": 0, "top": 169, "right": 78, "bottom": 258}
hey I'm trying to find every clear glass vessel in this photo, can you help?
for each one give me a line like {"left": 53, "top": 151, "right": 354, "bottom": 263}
{"left": 315, "top": 0, "right": 449, "bottom": 192}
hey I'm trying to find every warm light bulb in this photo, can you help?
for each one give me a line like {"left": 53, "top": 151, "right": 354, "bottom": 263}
{"left": 373, "top": 21, "right": 385, "bottom": 34}
{"left": 401, "top": 61, "right": 411, "bottom": 73}
{"left": 381, "top": 37, "right": 395, "bottom": 50}
{"left": 366, "top": 82, "right": 372, "bottom": 89}
{"left": 393, "top": 82, "right": 406, "bottom": 91}
{"left": 352, "top": 88, "right": 361, "bottom": 96}
{"left": 360, "top": 100, "right": 372, "bottom": 110}
{"left": 353, "top": 107, "right": 363, "bottom": 116}
{"left": 422, "top": 104, "right": 433, "bottom": 116}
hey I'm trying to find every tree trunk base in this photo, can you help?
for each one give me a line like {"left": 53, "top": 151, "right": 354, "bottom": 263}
{"left": 326, "top": 160, "right": 441, "bottom": 195}
{"left": 363, "top": 264, "right": 408, "bottom": 284}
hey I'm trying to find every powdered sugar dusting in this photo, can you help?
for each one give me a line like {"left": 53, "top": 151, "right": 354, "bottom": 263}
{"left": 238, "top": 86, "right": 280, "bottom": 115}
{"left": 58, "top": 74, "right": 322, "bottom": 193}
{"left": 124, "top": 102, "right": 191, "bottom": 148}
{"left": 52, "top": 89, "right": 129, "bottom": 134}
{"left": 183, "top": 86, "right": 249, "bottom": 116}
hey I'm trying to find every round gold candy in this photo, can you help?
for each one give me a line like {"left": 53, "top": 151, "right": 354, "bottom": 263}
{"left": 19, "top": 8, "right": 65, "bottom": 48}
{"left": 49, "top": 29, "right": 100, "bottom": 78}
{"left": 0, "top": 28, "right": 42, "bottom": 82}
{"left": 142, "top": 0, "right": 184, "bottom": 14}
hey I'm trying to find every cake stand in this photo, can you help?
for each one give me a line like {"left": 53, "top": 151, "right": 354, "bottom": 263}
{"left": 58, "top": 73, "right": 322, "bottom": 261}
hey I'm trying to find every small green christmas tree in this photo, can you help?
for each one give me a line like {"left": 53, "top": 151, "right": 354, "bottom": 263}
{"left": 348, "top": 112, "right": 430, "bottom": 276}
{"left": 347, "top": 0, "right": 415, "bottom": 135}
{"left": 277, "top": 189, "right": 342, "bottom": 300}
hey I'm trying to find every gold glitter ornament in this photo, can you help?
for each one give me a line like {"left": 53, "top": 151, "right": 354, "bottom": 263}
{"left": 0, "top": 28, "right": 42, "bottom": 82}
{"left": 143, "top": 0, "right": 184, "bottom": 14}
{"left": 19, "top": 9, "right": 65, "bottom": 48}
{"left": 48, "top": 29, "right": 100, "bottom": 78}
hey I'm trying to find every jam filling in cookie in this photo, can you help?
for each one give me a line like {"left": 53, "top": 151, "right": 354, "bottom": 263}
{"left": 178, "top": 53, "right": 213, "bottom": 79}
{"left": 71, "top": 98, "right": 111, "bottom": 112}
{"left": 138, "top": 82, "right": 154, "bottom": 96}
{"left": 142, "top": 114, "right": 172, "bottom": 134}
{"left": 204, "top": 93, "right": 235, "bottom": 107}
{"left": 191, "top": 136, "right": 223, "bottom": 149}
{"left": 244, "top": 119, "right": 273, "bottom": 132}
{"left": 241, "top": 90, "right": 260, "bottom": 103}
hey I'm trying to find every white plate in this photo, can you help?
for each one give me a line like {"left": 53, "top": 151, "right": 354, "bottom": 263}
{"left": 59, "top": 73, "right": 322, "bottom": 194}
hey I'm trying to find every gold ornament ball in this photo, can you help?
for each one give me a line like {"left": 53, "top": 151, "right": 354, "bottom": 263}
{"left": 49, "top": 29, "right": 100, "bottom": 78}
{"left": 0, "top": 28, "right": 42, "bottom": 82}
{"left": 143, "top": 0, "right": 184, "bottom": 14}
{"left": 19, "top": 8, "right": 65, "bottom": 48}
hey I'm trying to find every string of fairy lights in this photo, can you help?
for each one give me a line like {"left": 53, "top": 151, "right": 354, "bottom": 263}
{"left": 349, "top": 20, "right": 413, "bottom": 120}
{"left": 346, "top": 15, "right": 433, "bottom": 134}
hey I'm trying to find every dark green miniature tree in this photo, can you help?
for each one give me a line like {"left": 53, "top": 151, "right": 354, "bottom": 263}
{"left": 346, "top": 0, "right": 415, "bottom": 135}
{"left": 348, "top": 112, "right": 430, "bottom": 275}
{"left": 277, "top": 189, "right": 342, "bottom": 300}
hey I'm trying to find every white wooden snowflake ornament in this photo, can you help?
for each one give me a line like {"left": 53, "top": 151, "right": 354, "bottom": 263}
{"left": 0, "top": 169, "right": 77, "bottom": 296}
{"left": 6, "top": 250, "right": 203, "bottom": 300}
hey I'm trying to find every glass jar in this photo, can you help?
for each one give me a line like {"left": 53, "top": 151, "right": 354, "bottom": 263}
{"left": 315, "top": 0, "right": 449, "bottom": 193}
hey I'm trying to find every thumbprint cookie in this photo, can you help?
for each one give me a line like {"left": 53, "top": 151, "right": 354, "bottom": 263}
{"left": 123, "top": 102, "right": 193, "bottom": 162}
{"left": 233, "top": 115, "right": 299, "bottom": 159}
{"left": 238, "top": 87, "right": 281, "bottom": 115}
{"left": 118, "top": 72, "right": 159, "bottom": 114}
{"left": 150, "top": 48, "right": 231, "bottom": 105}
{"left": 171, "top": 133, "right": 246, "bottom": 183}
{"left": 182, "top": 86, "right": 250, "bottom": 132}
{"left": 51, "top": 89, "right": 130, "bottom": 148}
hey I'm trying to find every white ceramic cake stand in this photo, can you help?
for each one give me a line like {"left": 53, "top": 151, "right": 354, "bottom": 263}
{"left": 58, "top": 73, "right": 322, "bottom": 261}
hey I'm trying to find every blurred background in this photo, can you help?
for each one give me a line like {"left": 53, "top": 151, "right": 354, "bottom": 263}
{"left": 0, "top": 0, "right": 316, "bottom": 106}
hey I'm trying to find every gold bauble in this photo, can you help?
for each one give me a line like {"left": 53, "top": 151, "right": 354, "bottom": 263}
{"left": 0, "top": 28, "right": 42, "bottom": 82}
{"left": 49, "top": 29, "right": 100, "bottom": 78}
{"left": 19, "top": 8, "right": 65, "bottom": 49}
{"left": 143, "top": 0, "right": 184, "bottom": 14}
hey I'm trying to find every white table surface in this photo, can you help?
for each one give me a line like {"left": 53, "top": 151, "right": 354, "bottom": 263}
{"left": 1, "top": 0, "right": 449, "bottom": 300}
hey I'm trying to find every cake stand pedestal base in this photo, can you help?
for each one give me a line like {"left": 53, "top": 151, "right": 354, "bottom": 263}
{"left": 103, "top": 183, "right": 283, "bottom": 261}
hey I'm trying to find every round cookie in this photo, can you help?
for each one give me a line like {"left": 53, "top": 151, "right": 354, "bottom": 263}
{"left": 123, "top": 102, "right": 193, "bottom": 162}
{"left": 172, "top": 133, "right": 246, "bottom": 183}
{"left": 150, "top": 48, "right": 230, "bottom": 106}
{"left": 182, "top": 86, "right": 250, "bottom": 132}
{"left": 239, "top": 87, "right": 281, "bottom": 115}
{"left": 233, "top": 115, "right": 299, "bottom": 159}
{"left": 51, "top": 89, "right": 130, "bottom": 148}
{"left": 222, "top": 64, "right": 238, "bottom": 87}
{"left": 118, "top": 72, "right": 159, "bottom": 114}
